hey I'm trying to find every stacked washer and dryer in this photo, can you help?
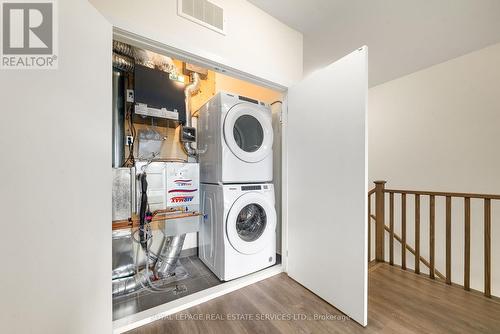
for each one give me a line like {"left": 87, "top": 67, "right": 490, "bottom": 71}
{"left": 197, "top": 92, "right": 277, "bottom": 281}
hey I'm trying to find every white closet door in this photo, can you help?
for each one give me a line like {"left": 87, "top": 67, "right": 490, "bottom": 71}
{"left": 286, "top": 47, "right": 368, "bottom": 326}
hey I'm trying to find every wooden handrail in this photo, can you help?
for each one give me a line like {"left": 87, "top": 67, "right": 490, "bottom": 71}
{"left": 384, "top": 188, "right": 500, "bottom": 200}
{"left": 369, "top": 180, "right": 496, "bottom": 298}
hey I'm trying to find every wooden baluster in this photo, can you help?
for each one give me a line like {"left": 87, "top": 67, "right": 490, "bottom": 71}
{"left": 415, "top": 194, "right": 420, "bottom": 274}
{"left": 446, "top": 196, "right": 452, "bottom": 285}
{"left": 368, "top": 194, "right": 371, "bottom": 262}
{"left": 374, "top": 181, "right": 386, "bottom": 262}
{"left": 484, "top": 199, "right": 491, "bottom": 297}
{"left": 389, "top": 192, "right": 394, "bottom": 266}
{"left": 401, "top": 193, "right": 407, "bottom": 270}
{"left": 429, "top": 195, "right": 435, "bottom": 279}
{"left": 464, "top": 197, "right": 470, "bottom": 291}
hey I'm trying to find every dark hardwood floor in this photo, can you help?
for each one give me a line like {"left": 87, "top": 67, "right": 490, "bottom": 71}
{"left": 127, "top": 263, "right": 500, "bottom": 333}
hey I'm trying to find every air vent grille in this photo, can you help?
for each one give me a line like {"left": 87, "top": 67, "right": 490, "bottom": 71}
{"left": 180, "top": 0, "right": 225, "bottom": 34}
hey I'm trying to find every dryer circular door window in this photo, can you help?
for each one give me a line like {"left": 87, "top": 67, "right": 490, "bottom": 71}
{"left": 226, "top": 192, "right": 276, "bottom": 255}
{"left": 223, "top": 103, "right": 273, "bottom": 163}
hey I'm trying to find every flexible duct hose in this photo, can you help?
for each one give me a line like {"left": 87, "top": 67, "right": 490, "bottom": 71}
{"left": 112, "top": 53, "right": 134, "bottom": 72}
{"left": 112, "top": 234, "right": 187, "bottom": 297}
{"left": 154, "top": 234, "right": 187, "bottom": 279}
{"left": 112, "top": 269, "right": 154, "bottom": 297}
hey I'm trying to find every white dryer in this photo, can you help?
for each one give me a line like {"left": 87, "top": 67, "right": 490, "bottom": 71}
{"left": 199, "top": 183, "right": 276, "bottom": 281}
{"left": 198, "top": 92, "right": 273, "bottom": 184}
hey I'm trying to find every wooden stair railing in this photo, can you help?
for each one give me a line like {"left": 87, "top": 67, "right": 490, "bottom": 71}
{"left": 369, "top": 213, "right": 446, "bottom": 280}
{"left": 368, "top": 180, "right": 497, "bottom": 298}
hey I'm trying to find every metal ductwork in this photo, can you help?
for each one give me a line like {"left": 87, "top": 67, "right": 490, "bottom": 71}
{"left": 112, "top": 269, "right": 154, "bottom": 297}
{"left": 182, "top": 72, "right": 201, "bottom": 157}
{"left": 112, "top": 40, "right": 179, "bottom": 75}
{"left": 154, "top": 235, "right": 186, "bottom": 279}
{"left": 113, "top": 41, "right": 135, "bottom": 72}
{"left": 112, "top": 233, "right": 187, "bottom": 297}
{"left": 112, "top": 53, "right": 134, "bottom": 72}
{"left": 113, "top": 40, "right": 135, "bottom": 58}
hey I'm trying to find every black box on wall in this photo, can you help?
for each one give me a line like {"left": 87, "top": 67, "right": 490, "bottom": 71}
{"left": 134, "top": 65, "right": 186, "bottom": 125}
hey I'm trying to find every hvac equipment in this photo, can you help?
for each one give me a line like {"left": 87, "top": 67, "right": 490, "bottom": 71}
{"left": 111, "top": 163, "right": 201, "bottom": 297}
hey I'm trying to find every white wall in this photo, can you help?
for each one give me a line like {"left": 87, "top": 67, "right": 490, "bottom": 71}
{"left": 89, "top": 0, "right": 303, "bottom": 88}
{"left": 369, "top": 42, "right": 500, "bottom": 296}
{"left": 0, "top": 1, "right": 112, "bottom": 333}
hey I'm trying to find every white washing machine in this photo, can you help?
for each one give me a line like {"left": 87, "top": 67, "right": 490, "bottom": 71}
{"left": 198, "top": 92, "right": 273, "bottom": 184}
{"left": 198, "top": 183, "right": 276, "bottom": 281}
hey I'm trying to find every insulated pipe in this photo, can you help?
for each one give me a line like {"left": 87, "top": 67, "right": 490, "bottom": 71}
{"left": 154, "top": 234, "right": 187, "bottom": 279}
{"left": 182, "top": 73, "right": 201, "bottom": 157}
{"left": 113, "top": 41, "right": 178, "bottom": 75}
{"left": 112, "top": 53, "right": 134, "bottom": 72}
{"left": 112, "top": 269, "right": 154, "bottom": 297}
{"left": 113, "top": 40, "right": 135, "bottom": 58}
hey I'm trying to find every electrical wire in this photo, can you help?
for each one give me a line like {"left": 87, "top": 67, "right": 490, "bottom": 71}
{"left": 123, "top": 73, "right": 136, "bottom": 168}
{"left": 122, "top": 103, "right": 136, "bottom": 167}
{"left": 138, "top": 173, "right": 149, "bottom": 251}
{"left": 130, "top": 213, "right": 179, "bottom": 294}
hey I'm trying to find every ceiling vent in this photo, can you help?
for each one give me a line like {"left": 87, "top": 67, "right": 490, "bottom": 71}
{"left": 178, "top": 0, "right": 226, "bottom": 35}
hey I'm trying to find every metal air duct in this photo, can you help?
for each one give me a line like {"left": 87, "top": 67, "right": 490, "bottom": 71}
{"left": 182, "top": 72, "right": 201, "bottom": 157}
{"left": 112, "top": 269, "right": 154, "bottom": 297}
{"left": 112, "top": 233, "right": 187, "bottom": 297}
{"left": 154, "top": 234, "right": 187, "bottom": 279}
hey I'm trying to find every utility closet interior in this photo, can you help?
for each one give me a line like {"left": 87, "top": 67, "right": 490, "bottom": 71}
{"left": 111, "top": 41, "right": 284, "bottom": 320}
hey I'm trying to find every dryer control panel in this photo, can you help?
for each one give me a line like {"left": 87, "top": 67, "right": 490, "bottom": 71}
{"left": 229, "top": 184, "right": 273, "bottom": 193}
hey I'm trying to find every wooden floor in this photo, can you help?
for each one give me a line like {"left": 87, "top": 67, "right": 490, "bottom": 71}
{"left": 127, "top": 263, "right": 500, "bottom": 334}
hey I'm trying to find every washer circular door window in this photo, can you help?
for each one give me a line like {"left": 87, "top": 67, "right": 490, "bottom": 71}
{"left": 224, "top": 103, "right": 273, "bottom": 163}
{"left": 226, "top": 192, "right": 276, "bottom": 255}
